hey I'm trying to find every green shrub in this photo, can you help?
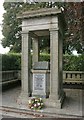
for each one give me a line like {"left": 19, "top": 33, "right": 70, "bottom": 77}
{"left": 2, "top": 53, "right": 21, "bottom": 71}
{"left": 1, "top": 53, "right": 84, "bottom": 71}
{"left": 39, "top": 53, "right": 50, "bottom": 61}
{"left": 63, "top": 54, "right": 84, "bottom": 71}
{"left": 39, "top": 53, "right": 84, "bottom": 71}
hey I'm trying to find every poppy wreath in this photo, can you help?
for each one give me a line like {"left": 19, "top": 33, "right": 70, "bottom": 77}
{"left": 28, "top": 97, "right": 44, "bottom": 110}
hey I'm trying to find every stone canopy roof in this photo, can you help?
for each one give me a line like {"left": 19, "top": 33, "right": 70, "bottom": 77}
{"left": 17, "top": 7, "right": 61, "bottom": 19}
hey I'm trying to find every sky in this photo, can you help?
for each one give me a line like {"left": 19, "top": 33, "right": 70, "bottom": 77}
{"left": 0, "top": 1, "right": 78, "bottom": 55}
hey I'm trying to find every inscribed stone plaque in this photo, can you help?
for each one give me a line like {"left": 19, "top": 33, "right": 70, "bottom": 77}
{"left": 33, "top": 73, "right": 45, "bottom": 92}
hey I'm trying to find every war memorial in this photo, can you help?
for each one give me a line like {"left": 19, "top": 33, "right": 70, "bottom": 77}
{"left": 18, "top": 7, "right": 66, "bottom": 109}
{"left": 1, "top": 7, "right": 83, "bottom": 119}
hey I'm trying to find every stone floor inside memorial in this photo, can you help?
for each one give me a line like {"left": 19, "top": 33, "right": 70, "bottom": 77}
{"left": 0, "top": 86, "right": 83, "bottom": 118}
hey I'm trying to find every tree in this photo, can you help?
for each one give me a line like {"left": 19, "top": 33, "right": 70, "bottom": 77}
{"left": 1, "top": 2, "right": 84, "bottom": 54}
{"left": 64, "top": 2, "right": 84, "bottom": 54}
{"left": 2, "top": 2, "right": 23, "bottom": 52}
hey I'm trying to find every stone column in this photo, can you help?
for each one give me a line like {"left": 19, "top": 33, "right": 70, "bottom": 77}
{"left": 45, "top": 28, "right": 65, "bottom": 108}
{"left": 50, "top": 28, "right": 59, "bottom": 99}
{"left": 58, "top": 32, "right": 63, "bottom": 94}
{"left": 32, "top": 37, "right": 39, "bottom": 64}
{"left": 20, "top": 32, "right": 31, "bottom": 102}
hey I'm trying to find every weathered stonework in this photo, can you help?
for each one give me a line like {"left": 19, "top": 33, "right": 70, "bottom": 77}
{"left": 18, "top": 7, "right": 65, "bottom": 109}
{"left": 31, "top": 69, "right": 50, "bottom": 98}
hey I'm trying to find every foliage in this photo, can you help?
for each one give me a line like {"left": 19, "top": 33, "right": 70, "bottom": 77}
{"left": 2, "top": 53, "right": 21, "bottom": 71}
{"left": 0, "top": 53, "right": 84, "bottom": 71}
{"left": 63, "top": 54, "right": 84, "bottom": 71}
{"left": 1, "top": 53, "right": 84, "bottom": 71}
{"left": 39, "top": 53, "right": 84, "bottom": 71}
{"left": 64, "top": 2, "right": 84, "bottom": 54}
{"left": 28, "top": 97, "right": 44, "bottom": 110}
{"left": 39, "top": 53, "right": 50, "bottom": 61}
{"left": 2, "top": 2, "right": 23, "bottom": 52}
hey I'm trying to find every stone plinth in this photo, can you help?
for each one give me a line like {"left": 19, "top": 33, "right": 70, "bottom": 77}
{"left": 31, "top": 70, "right": 50, "bottom": 98}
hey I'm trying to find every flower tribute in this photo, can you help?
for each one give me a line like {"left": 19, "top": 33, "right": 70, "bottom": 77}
{"left": 28, "top": 97, "right": 44, "bottom": 110}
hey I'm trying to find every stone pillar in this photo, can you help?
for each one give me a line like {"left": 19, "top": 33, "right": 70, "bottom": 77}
{"left": 20, "top": 31, "right": 31, "bottom": 100}
{"left": 50, "top": 28, "right": 59, "bottom": 99}
{"left": 58, "top": 32, "right": 63, "bottom": 94}
{"left": 32, "top": 37, "right": 39, "bottom": 64}
{"left": 44, "top": 28, "right": 65, "bottom": 108}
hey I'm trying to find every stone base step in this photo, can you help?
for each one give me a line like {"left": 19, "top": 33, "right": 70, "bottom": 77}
{"left": 0, "top": 106, "right": 83, "bottom": 119}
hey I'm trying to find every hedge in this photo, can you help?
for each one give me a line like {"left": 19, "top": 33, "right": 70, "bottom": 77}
{"left": 39, "top": 53, "right": 50, "bottom": 61}
{"left": 1, "top": 53, "right": 84, "bottom": 71}
{"left": 63, "top": 54, "right": 84, "bottom": 71}
{"left": 2, "top": 53, "right": 21, "bottom": 71}
{"left": 40, "top": 54, "right": 84, "bottom": 71}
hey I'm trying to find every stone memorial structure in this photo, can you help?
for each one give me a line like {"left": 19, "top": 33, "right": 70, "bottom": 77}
{"left": 18, "top": 7, "right": 65, "bottom": 108}
{"left": 32, "top": 61, "right": 50, "bottom": 98}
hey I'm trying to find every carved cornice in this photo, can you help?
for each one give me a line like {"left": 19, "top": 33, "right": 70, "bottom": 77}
{"left": 21, "top": 31, "right": 29, "bottom": 34}
{"left": 49, "top": 28, "right": 59, "bottom": 31}
{"left": 17, "top": 8, "right": 61, "bottom": 19}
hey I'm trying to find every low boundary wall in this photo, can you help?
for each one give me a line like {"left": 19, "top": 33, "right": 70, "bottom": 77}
{"left": 0, "top": 70, "right": 84, "bottom": 89}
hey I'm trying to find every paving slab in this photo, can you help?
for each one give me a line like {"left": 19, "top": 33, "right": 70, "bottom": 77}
{"left": 0, "top": 86, "right": 84, "bottom": 118}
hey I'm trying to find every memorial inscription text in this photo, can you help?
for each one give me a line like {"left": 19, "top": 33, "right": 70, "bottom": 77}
{"left": 33, "top": 74, "right": 45, "bottom": 91}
